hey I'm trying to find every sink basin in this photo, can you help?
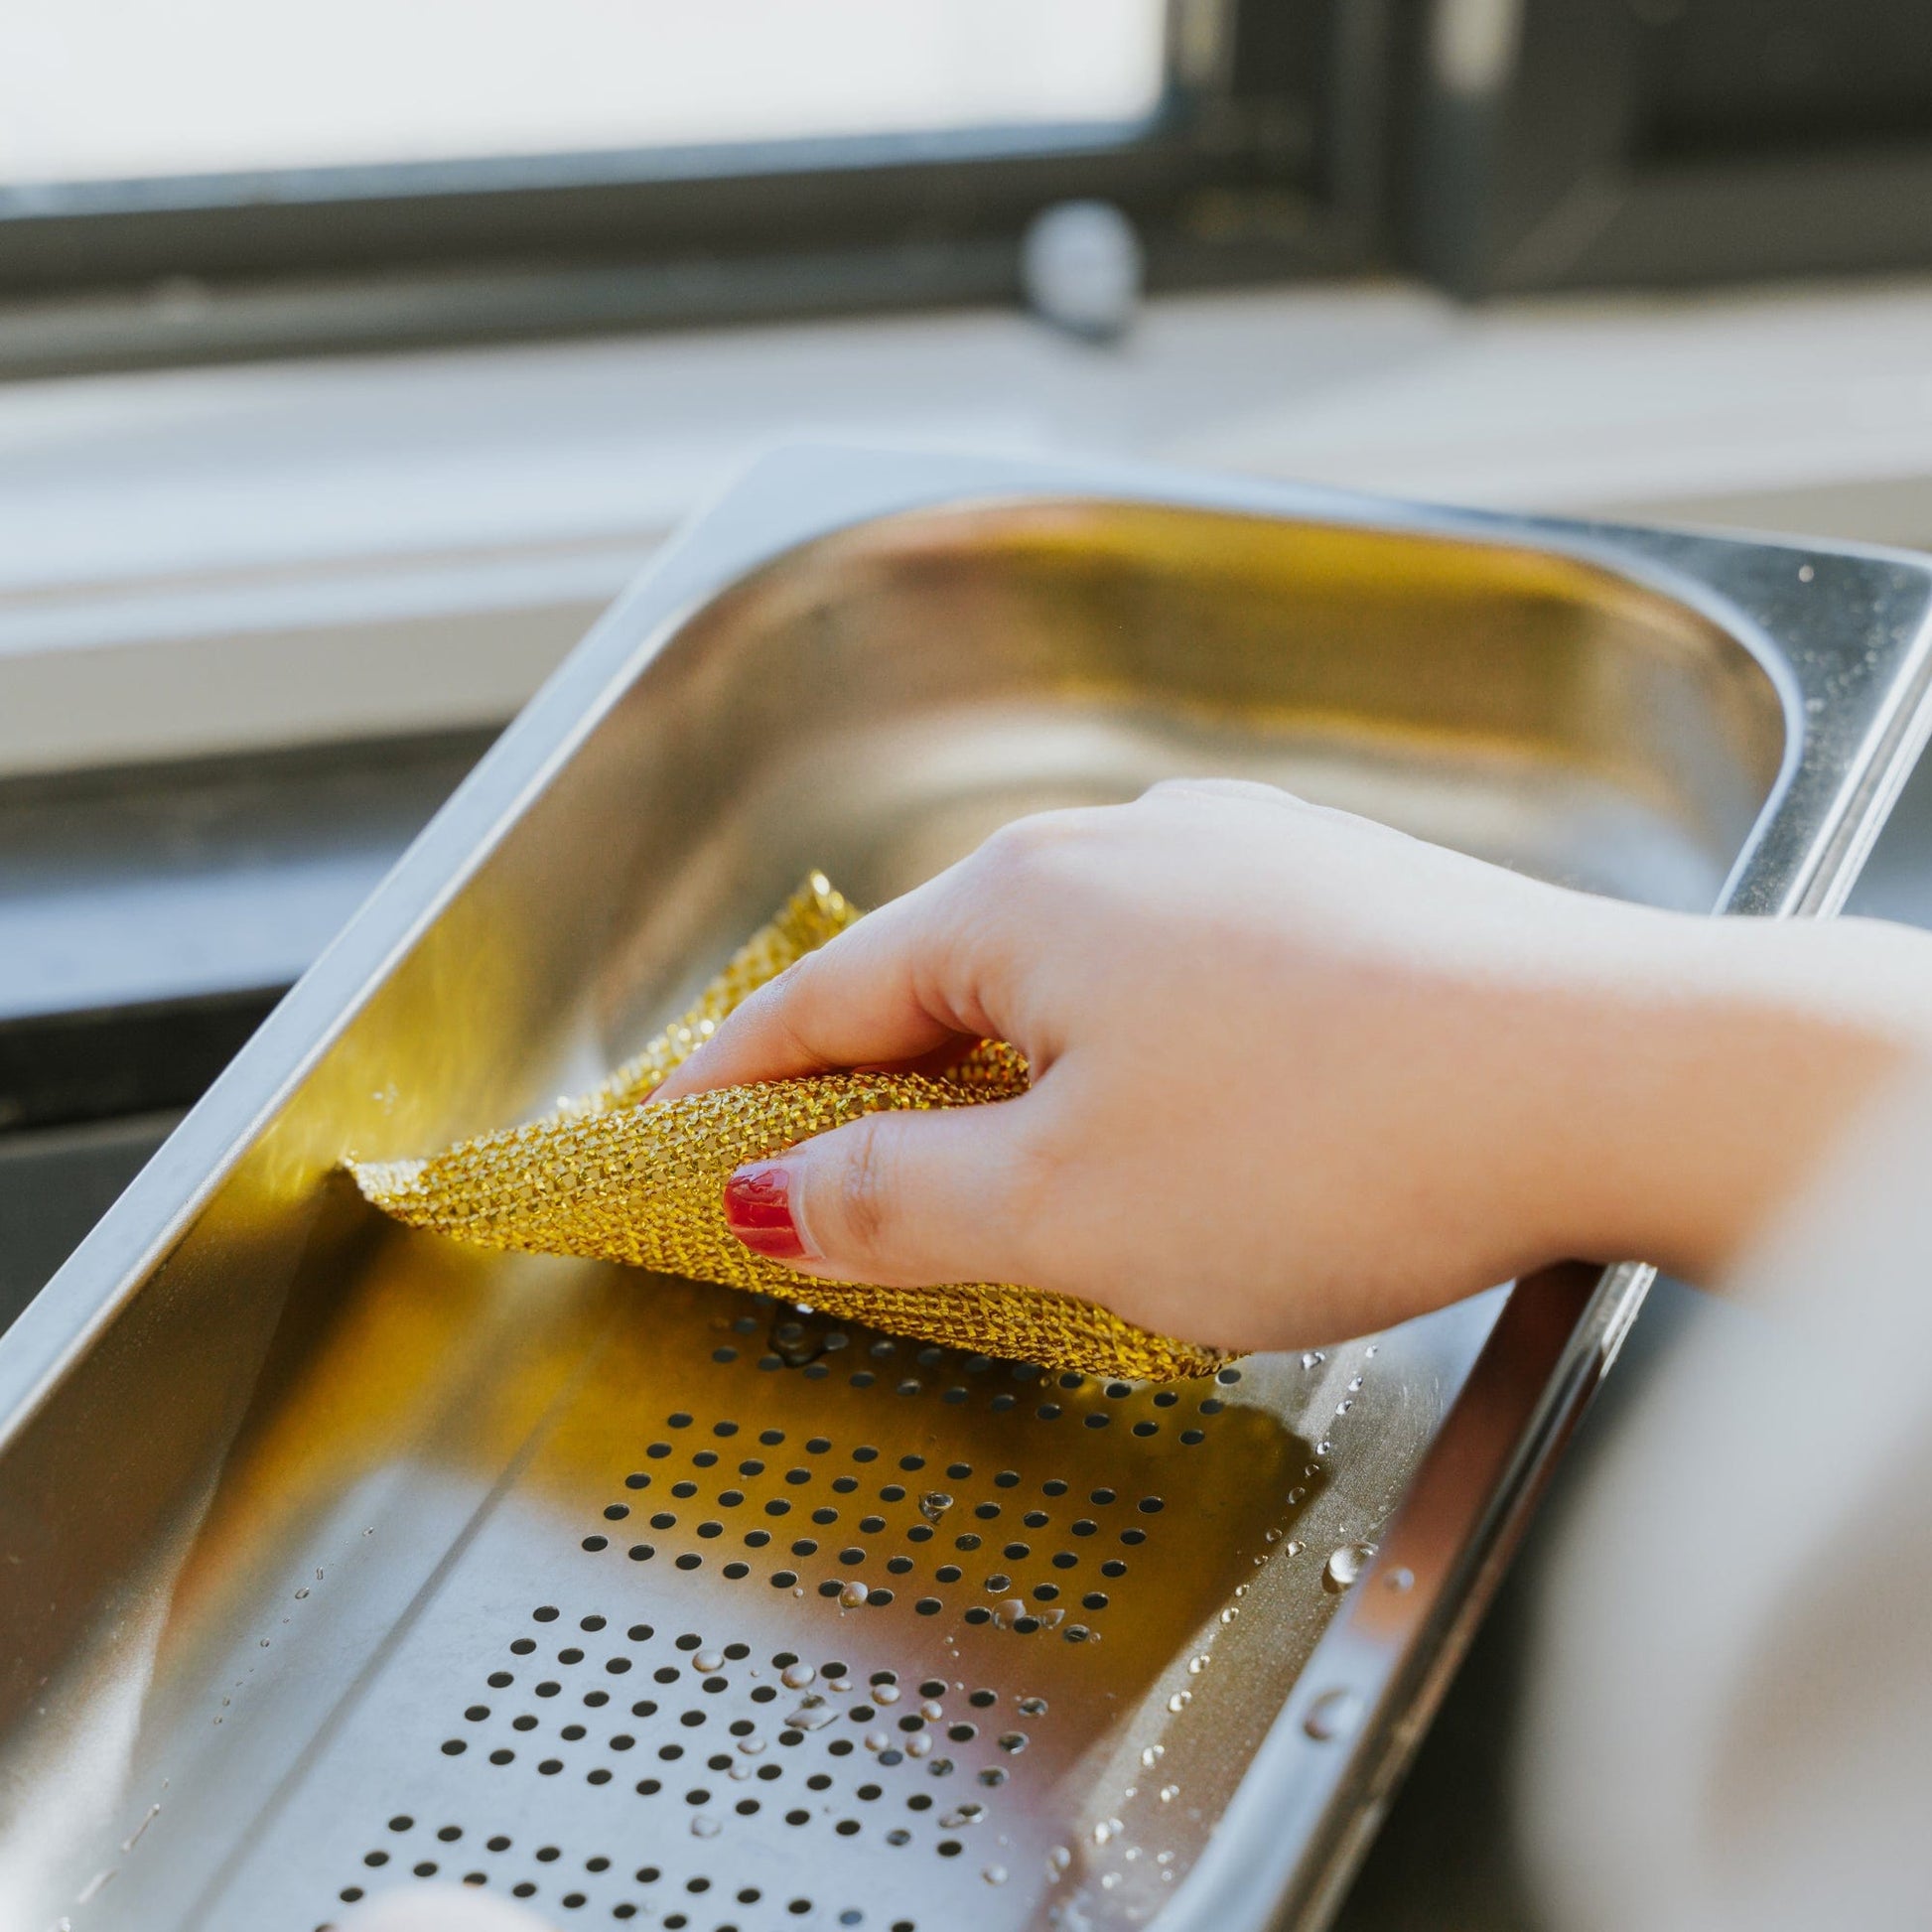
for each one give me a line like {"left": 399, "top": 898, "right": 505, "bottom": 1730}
{"left": 1, "top": 448, "right": 1927, "bottom": 1932}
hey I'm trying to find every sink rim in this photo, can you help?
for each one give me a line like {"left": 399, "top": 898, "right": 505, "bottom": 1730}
{"left": 5, "top": 444, "right": 1931, "bottom": 1932}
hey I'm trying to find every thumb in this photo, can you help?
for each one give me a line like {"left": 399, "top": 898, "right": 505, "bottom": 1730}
{"left": 722, "top": 1100, "right": 1042, "bottom": 1288}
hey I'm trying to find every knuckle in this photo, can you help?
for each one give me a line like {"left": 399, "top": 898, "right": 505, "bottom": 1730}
{"left": 972, "top": 809, "right": 1098, "bottom": 895}
{"left": 1141, "top": 775, "right": 1208, "bottom": 801}
{"left": 998, "top": 1110, "right": 1079, "bottom": 1271}
{"left": 743, "top": 953, "right": 833, "bottom": 1061}
{"left": 1145, "top": 774, "right": 1292, "bottom": 808}
{"left": 832, "top": 1115, "right": 895, "bottom": 1263}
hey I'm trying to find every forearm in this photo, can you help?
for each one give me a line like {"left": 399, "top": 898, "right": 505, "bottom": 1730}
{"left": 1544, "top": 912, "right": 1932, "bottom": 1285}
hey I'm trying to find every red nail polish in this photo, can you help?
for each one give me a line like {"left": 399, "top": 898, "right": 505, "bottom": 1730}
{"left": 723, "top": 1162, "right": 809, "bottom": 1261}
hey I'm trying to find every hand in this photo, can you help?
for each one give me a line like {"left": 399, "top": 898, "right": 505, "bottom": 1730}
{"left": 654, "top": 780, "right": 1931, "bottom": 1349}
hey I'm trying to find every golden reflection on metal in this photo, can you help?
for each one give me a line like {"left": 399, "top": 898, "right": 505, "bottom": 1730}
{"left": 349, "top": 874, "right": 1229, "bottom": 1382}
{"left": 13, "top": 460, "right": 1903, "bottom": 1932}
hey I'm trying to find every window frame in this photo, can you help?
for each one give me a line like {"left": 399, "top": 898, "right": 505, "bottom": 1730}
{"left": 1403, "top": 0, "right": 1932, "bottom": 297}
{"left": 0, "top": 0, "right": 1392, "bottom": 377}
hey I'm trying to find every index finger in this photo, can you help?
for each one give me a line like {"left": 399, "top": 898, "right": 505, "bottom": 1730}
{"left": 648, "top": 874, "right": 996, "bottom": 1104}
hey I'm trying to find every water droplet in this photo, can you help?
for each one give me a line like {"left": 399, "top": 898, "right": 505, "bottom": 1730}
{"left": 1285, "top": 1540, "right": 1304, "bottom": 1557}
{"left": 1038, "top": 1605, "right": 1066, "bottom": 1630}
{"left": 728, "top": 1759, "right": 756, "bottom": 1781}
{"left": 787, "top": 1696, "right": 836, "bottom": 1730}
{"left": 1287, "top": 1487, "right": 1306, "bottom": 1505}
{"left": 1364, "top": 1344, "right": 1378, "bottom": 1357}
{"left": 1264, "top": 1528, "right": 1281, "bottom": 1544}
{"left": 928, "top": 1757, "right": 955, "bottom": 1777}
{"left": 1315, "top": 1438, "right": 1334, "bottom": 1454}
{"left": 998, "top": 1731, "right": 1029, "bottom": 1753}
{"left": 121, "top": 1804, "right": 161, "bottom": 1854}
{"left": 1385, "top": 1566, "right": 1415, "bottom": 1592}
{"left": 1300, "top": 1350, "right": 1324, "bottom": 1369}
{"left": 695, "top": 1648, "right": 725, "bottom": 1673}
{"left": 1347, "top": 1374, "right": 1364, "bottom": 1392}
{"left": 918, "top": 1491, "right": 954, "bottom": 1524}
{"left": 978, "top": 1766, "right": 1009, "bottom": 1787}
{"left": 780, "top": 1662, "right": 816, "bottom": 1691}
{"left": 839, "top": 1581, "right": 870, "bottom": 1609}
{"left": 690, "top": 1815, "right": 722, "bottom": 1839}
{"left": 920, "top": 1700, "right": 944, "bottom": 1722}
{"left": 1185, "top": 1654, "right": 1208, "bottom": 1675}
{"left": 1303, "top": 1687, "right": 1363, "bottom": 1741}
{"left": 1100, "top": 1871, "right": 1122, "bottom": 1890}
{"left": 1092, "top": 1820, "right": 1116, "bottom": 1846}
{"left": 1048, "top": 1846, "right": 1072, "bottom": 1874}
{"left": 1323, "top": 1544, "right": 1374, "bottom": 1592}
{"left": 906, "top": 1732, "right": 932, "bottom": 1758}
{"left": 873, "top": 1681, "right": 900, "bottom": 1705}
{"left": 293, "top": 1587, "right": 310, "bottom": 1599}
{"left": 1156, "top": 1851, "right": 1173, "bottom": 1866}
{"left": 1140, "top": 1744, "right": 1165, "bottom": 1767}
{"left": 1159, "top": 1784, "right": 1179, "bottom": 1804}
{"left": 825, "top": 1676, "right": 852, "bottom": 1694}
{"left": 983, "top": 1865, "right": 1009, "bottom": 1886}
{"left": 1017, "top": 1695, "right": 1047, "bottom": 1716}
{"left": 1166, "top": 1691, "right": 1190, "bottom": 1714}
{"left": 940, "top": 1804, "right": 984, "bottom": 1829}
{"left": 1218, "top": 1607, "right": 1237, "bottom": 1625}
{"left": 993, "top": 1597, "right": 1029, "bottom": 1630}
{"left": 865, "top": 1730, "right": 890, "bottom": 1752}
{"left": 737, "top": 1734, "right": 765, "bottom": 1755}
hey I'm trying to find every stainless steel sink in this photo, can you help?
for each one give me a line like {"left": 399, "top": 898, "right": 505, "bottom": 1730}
{"left": 2, "top": 447, "right": 1928, "bottom": 1932}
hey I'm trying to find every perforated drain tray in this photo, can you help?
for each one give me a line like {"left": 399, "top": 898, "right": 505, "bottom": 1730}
{"left": 3, "top": 449, "right": 1930, "bottom": 1932}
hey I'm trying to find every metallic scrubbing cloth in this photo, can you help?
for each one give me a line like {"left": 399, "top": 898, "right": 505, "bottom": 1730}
{"left": 349, "top": 874, "right": 1231, "bottom": 1381}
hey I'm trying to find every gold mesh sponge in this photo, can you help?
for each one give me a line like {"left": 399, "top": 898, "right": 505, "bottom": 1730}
{"left": 347, "top": 873, "right": 1231, "bottom": 1382}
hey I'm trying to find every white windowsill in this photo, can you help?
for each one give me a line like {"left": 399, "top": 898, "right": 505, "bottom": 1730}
{"left": 3, "top": 273, "right": 1930, "bottom": 777}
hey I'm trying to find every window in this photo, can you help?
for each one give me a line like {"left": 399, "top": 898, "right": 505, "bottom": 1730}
{"left": 0, "top": 1, "right": 1373, "bottom": 376}
{"left": 2, "top": 0, "right": 1167, "bottom": 187}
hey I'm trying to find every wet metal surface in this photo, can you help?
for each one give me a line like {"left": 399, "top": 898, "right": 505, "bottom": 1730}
{"left": 1, "top": 449, "right": 1927, "bottom": 1932}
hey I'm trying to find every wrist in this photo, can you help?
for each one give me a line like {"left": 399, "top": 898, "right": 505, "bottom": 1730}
{"left": 1555, "top": 914, "right": 1931, "bottom": 1284}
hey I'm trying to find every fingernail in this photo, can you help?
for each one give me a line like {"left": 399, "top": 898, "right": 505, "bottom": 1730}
{"left": 723, "top": 1161, "right": 817, "bottom": 1262}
